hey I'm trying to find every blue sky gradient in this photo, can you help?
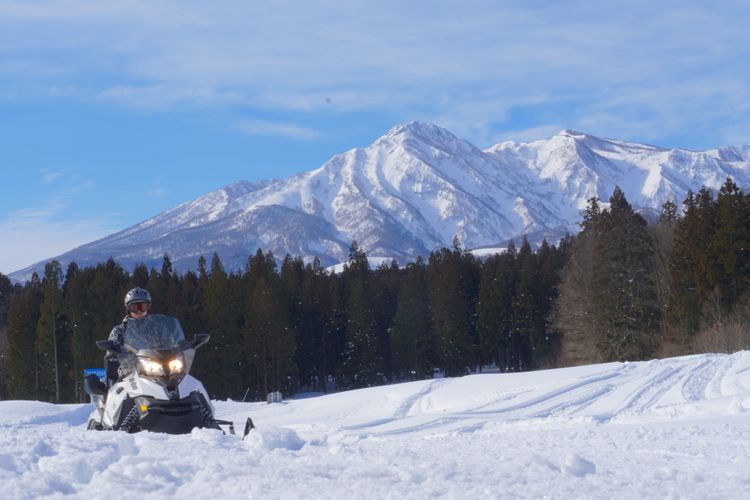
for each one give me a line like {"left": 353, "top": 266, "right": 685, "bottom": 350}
{"left": 1, "top": 0, "right": 749, "bottom": 273}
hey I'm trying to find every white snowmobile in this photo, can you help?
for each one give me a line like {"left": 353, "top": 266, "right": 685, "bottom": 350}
{"left": 84, "top": 313, "right": 253, "bottom": 436}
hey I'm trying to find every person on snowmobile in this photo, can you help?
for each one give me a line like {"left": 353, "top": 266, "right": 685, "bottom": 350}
{"left": 105, "top": 287, "right": 152, "bottom": 386}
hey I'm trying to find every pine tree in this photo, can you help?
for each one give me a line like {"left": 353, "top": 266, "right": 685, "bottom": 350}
{"left": 476, "top": 249, "right": 516, "bottom": 371}
{"left": 510, "top": 237, "right": 536, "bottom": 371}
{"left": 651, "top": 201, "right": 678, "bottom": 353}
{"left": 391, "top": 257, "right": 436, "bottom": 380}
{"left": 195, "top": 253, "right": 243, "bottom": 399}
{"left": 326, "top": 270, "right": 347, "bottom": 390}
{"left": 591, "top": 187, "right": 660, "bottom": 361}
{"left": 245, "top": 272, "right": 296, "bottom": 397}
{"left": 371, "top": 260, "right": 400, "bottom": 380}
{"left": 711, "top": 178, "right": 750, "bottom": 307}
{"left": 130, "top": 263, "right": 149, "bottom": 289}
{"left": 667, "top": 188, "right": 720, "bottom": 343}
{"left": 0, "top": 273, "right": 15, "bottom": 399}
{"left": 7, "top": 274, "right": 43, "bottom": 399}
{"left": 426, "top": 238, "right": 480, "bottom": 376}
{"left": 35, "top": 261, "right": 66, "bottom": 402}
{"left": 299, "top": 258, "right": 335, "bottom": 392}
{"left": 149, "top": 254, "right": 180, "bottom": 317}
{"left": 342, "top": 241, "right": 380, "bottom": 387}
{"left": 554, "top": 199, "right": 604, "bottom": 365}
{"left": 534, "top": 240, "right": 564, "bottom": 368}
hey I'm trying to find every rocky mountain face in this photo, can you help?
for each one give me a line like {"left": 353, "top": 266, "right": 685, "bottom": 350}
{"left": 10, "top": 122, "right": 750, "bottom": 281}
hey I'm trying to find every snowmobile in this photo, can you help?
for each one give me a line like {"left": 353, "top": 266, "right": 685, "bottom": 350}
{"left": 84, "top": 313, "right": 253, "bottom": 436}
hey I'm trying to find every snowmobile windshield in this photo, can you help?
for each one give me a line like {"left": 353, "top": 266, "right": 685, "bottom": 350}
{"left": 122, "top": 314, "right": 186, "bottom": 351}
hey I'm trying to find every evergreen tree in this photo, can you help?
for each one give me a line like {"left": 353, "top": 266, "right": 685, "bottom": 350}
{"left": 651, "top": 201, "right": 678, "bottom": 353}
{"left": 667, "top": 188, "right": 720, "bottom": 343}
{"left": 476, "top": 247, "right": 516, "bottom": 371}
{"left": 65, "top": 265, "right": 99, "bottom": 401}
{"left": 371, "top": 260, "right": 400, "bottom": 380}
{"left": 326, "top": 270, "right": 347, "bottom": 390}
{"left": 198, "top": 253, "right": 243, "bottom": 399}
{"left": 391, "top": 257, "right": 435, "bottom": 380}
{"left": 426, "top": 238, "right": 480, "bottom": 376}
{"left": 299, "top": 258, "right": 335, "bottom": 392}
{"left": 591, "top": 187, "right": 660, "bottom": 360}
{"left": 554, "top": 205, "right": 601, "bottom": 365}
{"left": 711, "top": 178, "right": 750, "bottom": 306}
{"left": 35, "top": 261, "right": 66, "bottom": 402}
{"left": 6, "top": 274, "right": 43, "bottom": 399}
{"left": 0, "top": 273, "right": 14, "bottom": 399}
{"left": 534, "top": 240, "right": 564, "bottom": 368}
{"left": 342, "top": 241, "right": 380, "bottom": 387}
{"left": 280, "top": 255, "right": 316, "bottom": 391}
{"left": 242, "top": 251, "right": 296, "bottom": 398}
{"left": 509, "top": 237, "right": 536, "bottom": 371}
{"left": 245, "top": 271, "right": 296, "bottom": 397}
{"left": 130, "top": 263, "right": 149, "bottom": 289}
{"left": 148, "top": 254, "right": 180, "bottom": 317}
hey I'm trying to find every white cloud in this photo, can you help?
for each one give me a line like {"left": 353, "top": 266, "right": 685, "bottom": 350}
{"left": 490, "top": 125, "right": 566, "bottom": 146}
{"left": 233, "top": 119, "right": 321, "bottom": 140}
{"left": 0, "top": 171, "right": 117, "bottom": 275}
{"left": 0, "top": 207, "right": 117, "bottom": 275}
{"left": 40, "top": 169, "right": 64, "bottom": 184}
{"left": 1, "top": 1, "right": 749, "bottom": 147}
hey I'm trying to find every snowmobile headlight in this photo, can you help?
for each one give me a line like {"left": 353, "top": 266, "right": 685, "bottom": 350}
{"left": 168, "top": 356, "right": 184, "bottom": 374}
{"left": 137, "top": 356, "right": 165, "bottom": 376}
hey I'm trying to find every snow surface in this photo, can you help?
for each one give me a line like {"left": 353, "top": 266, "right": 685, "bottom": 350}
{"left": 2, "top": 352, "right": 750, "bottom": 499}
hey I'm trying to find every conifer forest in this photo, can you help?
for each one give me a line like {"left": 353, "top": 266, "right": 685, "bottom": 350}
{"left": 0, "top": 179, "right": 748, "bottom": 403}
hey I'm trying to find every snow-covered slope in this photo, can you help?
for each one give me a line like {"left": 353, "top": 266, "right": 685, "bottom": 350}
{"left": 2, "top": 352, "right": 750, "bottom": 498}
{"left": 10, "top": 124, "right": 750, "bottom": 281}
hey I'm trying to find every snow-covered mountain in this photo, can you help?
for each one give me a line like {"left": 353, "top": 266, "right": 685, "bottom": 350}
{"left": 10, "top": 123, "right": 750, "bottom": 281}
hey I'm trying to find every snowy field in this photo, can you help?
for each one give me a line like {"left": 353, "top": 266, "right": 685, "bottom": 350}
{"left": 2, "top": 352, "right": 750, "bottom": 499}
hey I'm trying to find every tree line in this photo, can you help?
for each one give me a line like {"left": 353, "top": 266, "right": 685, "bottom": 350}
{"left": 0, "top": 177, "right": 747, "bottom": 403}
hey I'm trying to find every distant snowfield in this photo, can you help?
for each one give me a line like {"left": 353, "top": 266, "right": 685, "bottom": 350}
{"left": 2, "top": 352, "right": 750, "bottom": 499}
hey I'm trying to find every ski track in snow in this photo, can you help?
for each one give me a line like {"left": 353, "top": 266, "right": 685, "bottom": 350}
{"left": 3, "top": 352, "right": 750, "bottom": 499}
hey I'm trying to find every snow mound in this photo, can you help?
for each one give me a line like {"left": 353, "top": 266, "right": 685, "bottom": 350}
{"left": 562, "top": 453, "right": 596, "bottom": 477}
{"left": 243, "top": 426, "right": 306, "bottom": 452}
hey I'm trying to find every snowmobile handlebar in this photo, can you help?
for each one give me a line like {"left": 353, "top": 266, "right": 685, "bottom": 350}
{"left": 96, "top": 339, "right": 121, "bottom": 352}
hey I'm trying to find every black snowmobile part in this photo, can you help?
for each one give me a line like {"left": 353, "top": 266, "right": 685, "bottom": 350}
{"left": 87, "top": 419, "right": 104, "bottom": 431}
{"left": 83, "top": 374, "right": 108, "bottom": 397}
{"left": 118, "top": 405, "right": 140, "bottom": 433}
{"left": 139, "top": 392, "right": 219, "bottom": 434}
{"left": 242, "top": 417, "right": 255, "bottom": 439}
{"left": 104, "top": 392, "right": 223, "bottom": 434}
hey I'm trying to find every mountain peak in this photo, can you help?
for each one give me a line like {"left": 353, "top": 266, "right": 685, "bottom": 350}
{"left": 384, "top": 121, "right": 459, "bottom": 142}
{"left": 557, "top": 129, "right": 589, "bottom": 139}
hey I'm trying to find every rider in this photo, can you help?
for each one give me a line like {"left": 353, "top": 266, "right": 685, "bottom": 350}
{"left": 105, "top": 287, "right": 152, "bottom": 386}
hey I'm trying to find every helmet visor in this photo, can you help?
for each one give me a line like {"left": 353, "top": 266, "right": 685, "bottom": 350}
{"left": 128, "top": 302, "right": 150, "bottom": 314}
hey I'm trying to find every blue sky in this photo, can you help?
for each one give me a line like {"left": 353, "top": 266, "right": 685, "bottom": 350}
{"left": 1, "top": 0, "right": 749, "bottom": 274}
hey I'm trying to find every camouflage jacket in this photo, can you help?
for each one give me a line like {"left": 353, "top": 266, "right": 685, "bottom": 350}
{"left": 107, "top": 316, "right": 129, "bottom": 348}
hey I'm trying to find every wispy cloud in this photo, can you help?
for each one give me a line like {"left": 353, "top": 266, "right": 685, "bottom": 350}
{"left": 233, "top": 119, "right": 321, "bottom": 140}
{"left": 0, "top": 170, "right": 115, "bottom": 274}
{"left": 146, "top": 177, "right": 167, "bottom": 198}
{"left": 40, "top": 168, "right": 64, "bottom": 184}
{"left": 0, "top": 202, "right": 117, "bottom": 275}
{"left": 1, "top": 1, "right": 749, "bottom": 147}
{"left": 490, "top": 125, "right": 566, "bottom": 146}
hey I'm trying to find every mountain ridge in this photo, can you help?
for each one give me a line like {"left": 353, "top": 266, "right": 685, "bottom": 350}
{"left": 9, "top": 122, "right": 750, "bottom": 282}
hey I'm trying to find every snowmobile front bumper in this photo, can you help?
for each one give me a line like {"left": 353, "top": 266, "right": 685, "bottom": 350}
{"left": 132, "top": 391, "right": 213, "bottom": 435}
